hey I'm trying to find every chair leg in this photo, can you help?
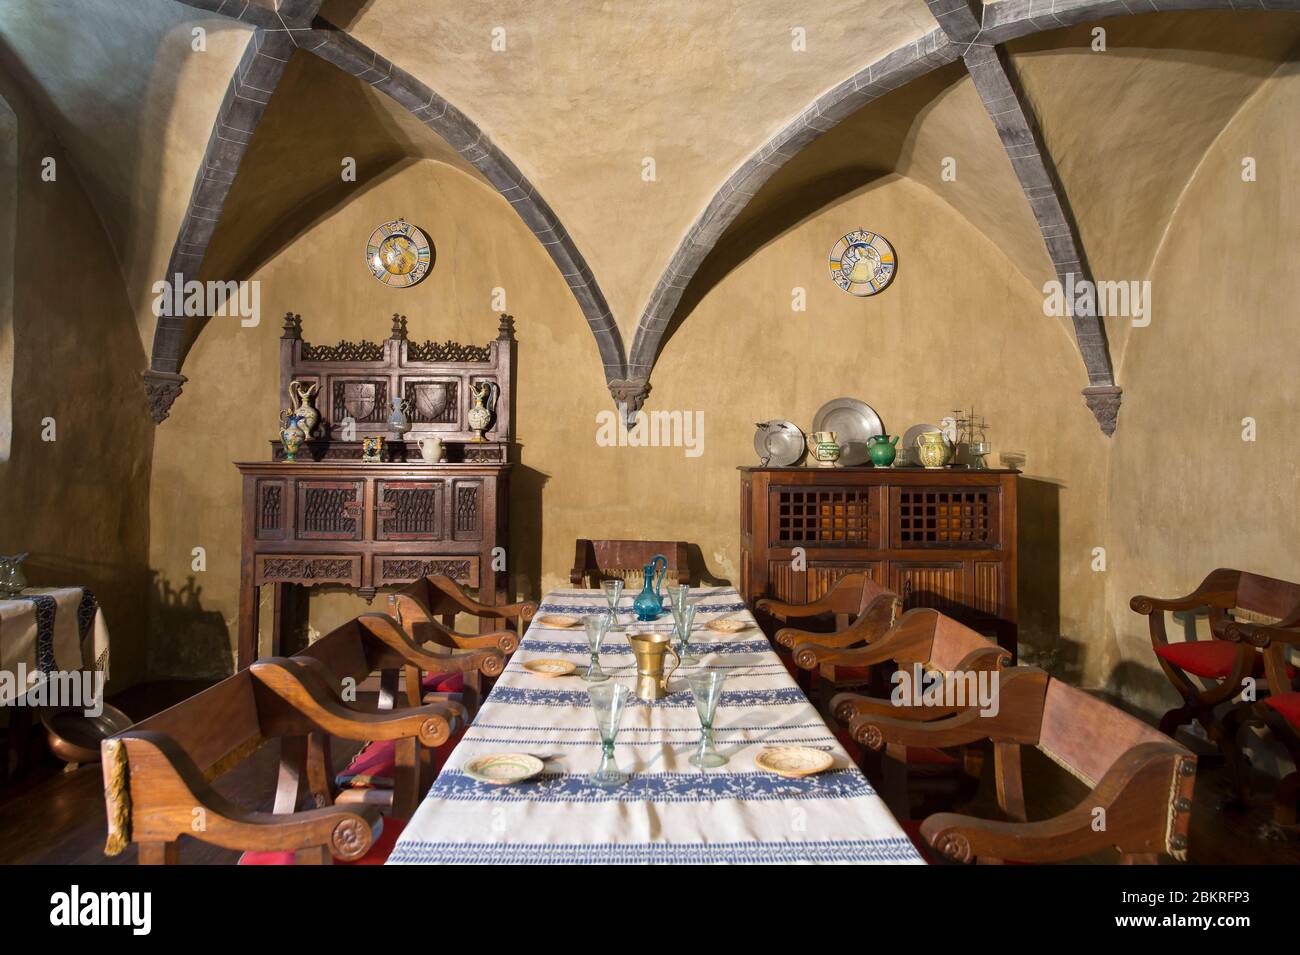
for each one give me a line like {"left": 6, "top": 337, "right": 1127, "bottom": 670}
{"left": 1159, "top": 703, "right": 1195, "bottom": 738}
{"left": 138, "top": 841, "right": 179, "bottom": 865}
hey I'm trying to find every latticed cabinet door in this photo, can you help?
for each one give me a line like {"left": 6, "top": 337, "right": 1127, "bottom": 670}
{"left": 295, "top": 480, "right": 366, "bottom": 541}
{"left": 374, "top": 480, "right": 445, "bottom": 541}
{"left": 767, "top": 485, "right": 882, "bottom": 548}
{"left": 889, "top": 485, "right": 1000, "bottom": 549}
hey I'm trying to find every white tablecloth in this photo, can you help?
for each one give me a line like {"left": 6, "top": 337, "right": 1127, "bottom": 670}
{"left": 390, "top": 587, "right": 921, "bottom": 864}
{"left": 0, "top": 588, "right": 110, "bottom": 705}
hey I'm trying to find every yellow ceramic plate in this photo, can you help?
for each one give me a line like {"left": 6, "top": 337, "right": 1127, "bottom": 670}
{"left": 523, "top": 658, "right": 577, "bottom": 678}
{"left": 754, "top": 746, "right": 834, "bottom": 779}
{"left": 537, "top": 614, "right": 581, "bottom": 629}
{"left": 464, "top": 753, "right": 545, "bottom": 786}
{"left": 705, "top": 618, "right": 749, "bottom": 634}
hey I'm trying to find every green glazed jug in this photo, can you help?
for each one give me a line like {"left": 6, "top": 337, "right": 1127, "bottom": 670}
{"left": 868, "top": 434, "right": 899, "bottom": 467}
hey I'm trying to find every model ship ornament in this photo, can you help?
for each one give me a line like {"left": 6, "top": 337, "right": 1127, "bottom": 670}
{"left": 467, "top": 380, "right": 498, "bottom": 441}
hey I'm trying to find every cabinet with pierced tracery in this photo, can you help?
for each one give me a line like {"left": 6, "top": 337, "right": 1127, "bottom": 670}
{"left": 739, "top": 466, "right": 1018, "bottom": 654}
{"left": 235, "top": 312, "right": 515, "bottom": 669}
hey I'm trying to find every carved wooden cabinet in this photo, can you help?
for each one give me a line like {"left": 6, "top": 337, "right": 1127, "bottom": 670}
{"left": 236, "top": 461, "right": 509, "bottom": 669}
{"left": 740, "top": 467, "right": 1018, "bottom": 653}
{"left": 235, "top": 312, "right": 518, "bottom": 669}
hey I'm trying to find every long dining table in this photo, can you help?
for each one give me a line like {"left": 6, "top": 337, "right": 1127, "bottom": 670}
{"left": 388, "top": 586, "right": 923, "bottom": 864}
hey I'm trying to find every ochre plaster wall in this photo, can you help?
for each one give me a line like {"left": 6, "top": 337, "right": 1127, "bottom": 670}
{"left": 148, "top": 157, "right": 1109, "bottom": 681}
{"left": 1102, "top": 62, "right": 1300, "bottom": 714}
{"left": 0, "top": 66, "right": 154, "bottom": 690}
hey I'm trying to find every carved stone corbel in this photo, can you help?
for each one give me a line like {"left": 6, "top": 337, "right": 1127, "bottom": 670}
{"left": 142, "top": 370, "right": 188, "bottom": 425}
{"left": 1082, "top": 385, "right": 1123, "bottom": 437}
{"left": 608, "top": 378, "right": 651, "bottom": 424}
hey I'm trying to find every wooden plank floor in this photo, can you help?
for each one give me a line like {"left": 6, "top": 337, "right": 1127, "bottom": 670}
{"left": 1, "top": 680, "right": 1296, "bottom": 865}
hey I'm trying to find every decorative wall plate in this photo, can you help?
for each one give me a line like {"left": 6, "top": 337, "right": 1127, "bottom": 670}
{"left": 366, "top": 218, "right": 432, "bottom": 287}
{"left": 829, "top": 230, "right": 896, "bottom": 296}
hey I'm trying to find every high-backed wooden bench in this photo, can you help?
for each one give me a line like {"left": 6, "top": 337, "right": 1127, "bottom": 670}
{"left": 853, "top": 667, "right": 1197, "bottom": 864}
{"left": 569, "top": 539, "right": 691, "bottom": 587}
{"left": 102, "top": 657, "right": 462, "bottom": 864}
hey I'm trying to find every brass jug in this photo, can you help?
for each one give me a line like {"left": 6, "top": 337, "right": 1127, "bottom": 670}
{"left": 627, "top": 631, "right": 681, "bottom": 701}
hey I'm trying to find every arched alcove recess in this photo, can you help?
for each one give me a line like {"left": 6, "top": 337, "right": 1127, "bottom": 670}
{"left": 146, "top": 0, "right": 624, "bottom": 422}
{"left": 628, "top": 0, "right": 1300, "bottom": 432}
{"left": 0, "top": 93, "right": 14, "bottom": 461}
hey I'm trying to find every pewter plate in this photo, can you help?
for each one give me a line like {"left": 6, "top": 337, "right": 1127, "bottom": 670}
{"left": 753, "top": 420, "right": 805, "bottom": 466}
{"left": 811, "top": 398, "right": 884, "bottom": 466}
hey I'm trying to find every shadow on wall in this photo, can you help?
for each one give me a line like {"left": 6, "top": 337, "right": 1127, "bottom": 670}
{"left": 687, "top": 545, "right": 732, "bottom": 587}
{"left": 509, "top": 460, "right": 548, "bottom": 602}
{"left": 1016, "top": 476, "right": 1063, "bottom": 674}
{"left": 147, "top": 571, "right": 231, "bottom": 681}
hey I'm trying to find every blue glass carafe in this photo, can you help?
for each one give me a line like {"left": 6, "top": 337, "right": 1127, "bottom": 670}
{"left": 632, "top": 555, "right": 669, "bottom": 621}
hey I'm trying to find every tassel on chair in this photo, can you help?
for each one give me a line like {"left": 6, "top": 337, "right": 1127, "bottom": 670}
{"left": 102, "top": 738, "right": 132, "bottom": 856}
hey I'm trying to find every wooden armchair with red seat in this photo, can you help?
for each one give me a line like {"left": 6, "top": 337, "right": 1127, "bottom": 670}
{"left": 852, "top": 667, "right": 1198, "bottom": 864}
{"left": 101, "top": 656, "right": 464, "bottom": 865}
{"left": 388, "top": 574, "right": 535, "bottom": 712}
{"left": 293, "top": 612, "right": 505, "bottom": 819}
{"left": 756, "top": 573, "right": 900, "bottom": 688}
{"left": 1222, "top": 612, "right": 1300, "bottom": 833}
{"left": 1131, "top": 568, "right": 1300, "bottom": 797}
{"left": 817, "top": 609, "right": 1011, "bottom": 817}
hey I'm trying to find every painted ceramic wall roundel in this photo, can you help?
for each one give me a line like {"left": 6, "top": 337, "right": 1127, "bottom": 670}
{"left": 366, "top": 218, "right": 432, "bottom": 287}
{"left": 829, "top": 230, "right": 896, "bottom": 296}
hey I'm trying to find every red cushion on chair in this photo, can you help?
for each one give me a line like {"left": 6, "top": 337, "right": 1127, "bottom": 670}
{"left": 336, "top": 739, "right": 396, "bottom": 789}
{"left": 904, "top": 747, "right": 960, "bottom": 767}
{"left": 421, "top": 671, "right": 465, "bottom": 694}
{"left": 1154, "top": 640, "right": 1269, "bottom": 680}
{"left": 1264, "top": 692, "right": 1300, "bottom": 729}
{"left": 238, "top": 818, "right": 406, "bottom": 866}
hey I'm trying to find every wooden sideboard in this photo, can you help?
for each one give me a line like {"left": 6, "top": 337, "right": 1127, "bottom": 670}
{"left": 235, "top": 460, "right": 509, "bottom": 670}
{"left": 740, "top": 467, "right": 1018, "bottom": 653}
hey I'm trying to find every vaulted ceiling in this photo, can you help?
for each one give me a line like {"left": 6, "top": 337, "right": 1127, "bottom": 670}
{"left": 1, "top": 0, "right": 1297, "bottom": 430}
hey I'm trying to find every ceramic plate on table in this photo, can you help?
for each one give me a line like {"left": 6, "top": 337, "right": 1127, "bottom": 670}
{"left": 754, "top": 746, "right": 835, "bottom": 779}
{"left": 523, "top": 658, "right": 577, "bottom": 678}
{"left": 704, "top": 618, "right": 749, "bottom": 634}
{"left": 537, "top": 614, "right": 581, "bottom": 629}
{"left": 464, "top": 753, "right": 545, "bottom": 786}
{"left": 899, "top": 423, "right": 952, "bottom": 466}
{"left": 811, "top": 398, "right": 884, "bottom": 466}
{"left": 753, "top": 420, "right": 805, "bottom": 466}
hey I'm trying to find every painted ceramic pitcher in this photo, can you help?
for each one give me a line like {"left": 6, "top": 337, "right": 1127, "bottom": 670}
{"left": 632, "top": 554, "right": 669, "bottom": 621}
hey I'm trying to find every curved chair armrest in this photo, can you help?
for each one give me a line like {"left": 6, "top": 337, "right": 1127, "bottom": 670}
{"left": 358, "top": 613, "right": 505, "bottom": 678}
{"left": 409, "top": 614, "right": 520, "bottom": 655}
{"left": 251, "top": 658, "right": 465, "bottom": 747}
{"left": 1223, "top": 619, "right": 1300, "bottom": 649}
{"left": 428, "top": 576, "right": 538, "bottom": 624}
{"left": 794, "top": 640, "right": 900, "bottom": 673}
{"left": 829, "top": 692, "right": 962, "bottom": 726}
{"left": 758, "top": 575, "right": 866, "bottom": 622}
{"left": 919, "top": 742, "right": 1195, "bottom": 864}
{"left": 850, "top": 666, "right": 1049, "bottom": 751}
{"left": 1129, "top": 569, "right": 1240, "bottom": 616}
{"left": 109, "top": 732, "right": 385, "bottom": 861}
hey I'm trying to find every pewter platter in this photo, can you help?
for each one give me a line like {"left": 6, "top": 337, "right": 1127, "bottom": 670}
{"left": 811, "top": 398, "right": 884, "bottom": 466}
{"left": 754, "top": 420, "right": 805, "bottom": 466}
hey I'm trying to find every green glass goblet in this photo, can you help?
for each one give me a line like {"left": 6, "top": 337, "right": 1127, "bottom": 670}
{"left": 687, "top": 670, "right": 728, "bottom": 768}
{"left": 673, "top": 602, "right": 699, "bottom": 667}
{"left": 588, "top": 681, "right": 632, "bottom": 788}
{"left": 601, "top": 579, "right": 624, "bottom": 630}
{"left": 666, "top": 582, "right": 690, "bottom": 616}
{"left": 582, "top": 612, "right": 611, "bottom": 683}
